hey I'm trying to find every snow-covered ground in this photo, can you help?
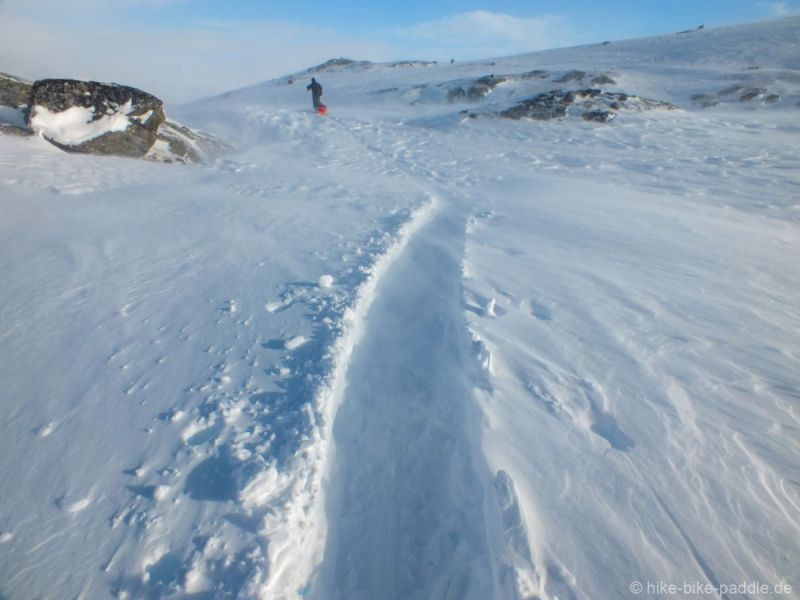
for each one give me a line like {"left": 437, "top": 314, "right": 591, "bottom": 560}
{"left": 1, "top": 16, "right": 799, "bottom": 600}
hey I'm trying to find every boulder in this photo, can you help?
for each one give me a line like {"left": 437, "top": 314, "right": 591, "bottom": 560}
{"left": 26, "top": 79, "right": 165, "bottom": 157}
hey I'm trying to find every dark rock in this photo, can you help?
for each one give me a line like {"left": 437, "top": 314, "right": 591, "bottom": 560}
{"left": 555, "top": 70, "right": 587, "bottom": 83}
{"left": 500, "top": 88, "right": 675, "bottom": 122}
{"left": 765, "top": 94, "right": 780, "bottom": 103}
{"left": 691, "top": 94, "right": 720, "bottom": 107}
{"left": 27, "top": 79, "right": 165, "bottom": 158}
{"left": 500, "top": 90, "right": 575, "bottom": 120}
{"left": 447, "top": 86, "right": 466, "bottom": 102}
{"left": 582, "top": 110, "right": 613, "bottom": 122}
{"left": 310, "top": 58, "right": 371, "bottom": 72}
{"left": 448, "top": 75, "right": 506, "bottom": 102}
{"left": 475, "top": 75, "right": 504, "bottom": 86}
{"left": 603, "top": 91, "right": 629, "bottom": 102}
{"left": 740, "top": 87, "right": 766, "bottom": 101}
{"left": 467, "top": 75, "right": 506, "bottom": 100}
{"left": 0, "top": 73, "right": 32, "bottom": 108}
{"left": 0, "top": 123, "right": 34, "bottom": 137}
{"left": 590, "top": 74, "right": 616, "bottom": 86}
{"left": 601, "top": 41, "right": 611, "bottom": 45}
{"left": 719, "top": 84, "right": 744, "bottom": 96}
{"left": 389, "top": 60, "right": 437, "bottom": 68}
{"left": 575, "top": 88, "right": 603, "bottom": 99}
{"left": 637, "top": 97, "right": 678, "bottom": 110}
{"left": 520, "top": 70, "right": 549, "bottom": 79}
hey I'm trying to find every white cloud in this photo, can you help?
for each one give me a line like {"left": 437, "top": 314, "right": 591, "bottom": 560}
{"left": 0, "top": 6, "right": 579, "bottom": 105}
{"left": 391, "top": 10, "right": 577, "bottom": 61}
{"left": 760, "top": 2, "right": 800, "bottom": 17}
{"left": 0, "top": 16, "right": 389, "bottom": 104}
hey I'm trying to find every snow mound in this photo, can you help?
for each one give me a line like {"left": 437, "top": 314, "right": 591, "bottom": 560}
{"left": 30, "top": 102, "right": 134, "bottom": 146}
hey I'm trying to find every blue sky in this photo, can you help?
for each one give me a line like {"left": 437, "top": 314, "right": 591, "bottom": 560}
{"left": 135, "top": 0, "right": 796, "bottom": 34}
{"left": 1, "top": 0, "right": 798, "bottom": 102}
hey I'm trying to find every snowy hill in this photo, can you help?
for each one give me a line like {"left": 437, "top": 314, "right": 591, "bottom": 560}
{"left": 1, "top": 17, "right": 799, "bottom": 600}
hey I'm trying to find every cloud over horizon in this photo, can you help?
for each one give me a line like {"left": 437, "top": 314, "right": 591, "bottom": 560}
{"left": 0, "top": 6, "right": 579, "bottom": 103}
{"left": 759, "top": 1, "right": 800, "bottom": 16}
{"left": 0, "top": 15, "right": 389, "bottom": 104}
{"left": 392, "top": 10, "right": 578, "bottom": 61}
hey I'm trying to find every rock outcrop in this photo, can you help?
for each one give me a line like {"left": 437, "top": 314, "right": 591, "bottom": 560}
{"left": 0, "top": 73, "right": 32, "bottom": 108}
{"left": 500, "top": 90, "right": 576, "bottom": 120}
{"left": 26, "top": 79, "right": 165, "bottom": 158}
{"left": 309, "top": 58, "right": 372, "bottom": 73}
{"left": 147, "top": 120, "right": 229, "bottom": 164}
{"left": 499, "top": 88, "right": 676, "bottom": 122}
{"left": 690, "top": 78, "right": 788, "bottom": 108}
{"left": 447, "top": 75, "right": 506, "bottom": 102}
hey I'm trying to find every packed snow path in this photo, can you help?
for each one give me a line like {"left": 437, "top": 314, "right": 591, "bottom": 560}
{"left": 317, "top": 206, "right": 499, "bottom": 600}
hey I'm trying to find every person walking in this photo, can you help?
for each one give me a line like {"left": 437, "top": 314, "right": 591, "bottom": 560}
{"left": 307, "top": 77, "right": 323, "bottom": 109}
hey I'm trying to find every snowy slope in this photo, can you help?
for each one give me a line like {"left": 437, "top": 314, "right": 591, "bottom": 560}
{"left": 1, "top": 16, "right": 799, "bottom": 600}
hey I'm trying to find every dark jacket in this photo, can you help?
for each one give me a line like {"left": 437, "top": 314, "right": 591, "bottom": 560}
{"left": 307, "top": 78, "right": 323, "bottom": 107}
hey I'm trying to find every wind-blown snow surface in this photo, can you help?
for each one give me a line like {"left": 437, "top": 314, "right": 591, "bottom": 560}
{"left": 2, "top": 17, "right": 799, "bottom": 600}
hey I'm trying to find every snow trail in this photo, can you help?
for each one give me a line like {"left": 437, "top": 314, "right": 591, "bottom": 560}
{"left": 313, "top": 205, "right": 505, "bottom": 600}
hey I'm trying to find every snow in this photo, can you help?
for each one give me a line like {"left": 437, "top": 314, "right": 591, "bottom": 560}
{"left": 29, "top": 100, "right": 133, "bottom": 145}
{"left": 1, "top": 16, "right": 800, "bottom": 600}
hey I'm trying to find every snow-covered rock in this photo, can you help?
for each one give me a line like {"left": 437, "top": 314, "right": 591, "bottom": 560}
{"left": 147, "top": 119, "right": 227, "bottom": 164}
{"left": 499, "top": 88, "right": 677, "bottom": 121}
{"left": 27, "top": 79, "right": 165, "bottom": 157}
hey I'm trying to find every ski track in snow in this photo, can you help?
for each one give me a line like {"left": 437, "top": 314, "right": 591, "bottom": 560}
{"left": 3, "top": 17, "right": 800, "bottom": 600}
{"left": 314, "top": 204, "right": 502, "bottom": 600}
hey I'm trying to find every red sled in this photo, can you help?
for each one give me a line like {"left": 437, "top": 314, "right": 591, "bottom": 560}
{"left": 316, "top": 103, "right": 328, "bottom": 115}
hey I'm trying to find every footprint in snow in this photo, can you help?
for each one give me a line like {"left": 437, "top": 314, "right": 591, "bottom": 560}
{"left": 220, "top": 300, "right": 237, "bottom": 314}
{"left": 484, "top": 297, "right": 508, "bottom": 318}
{"left": 262, "top": 336, "right": 308, "bottom": 351}
{"left": 55, "top": 494, "right": 91, "bottom": 513}
{"left": 34, "top": 421, "right": 57, "bottom": 437}
{"left": 530, "top": 299, "right": 552, "bottom": 321}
